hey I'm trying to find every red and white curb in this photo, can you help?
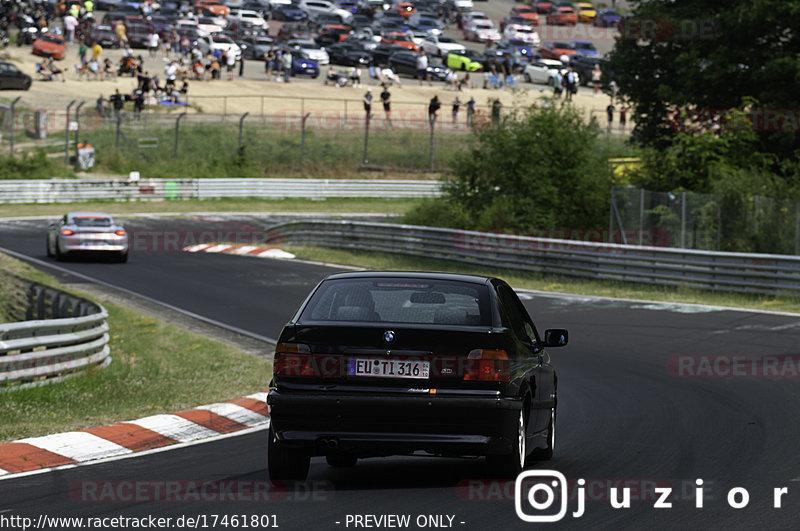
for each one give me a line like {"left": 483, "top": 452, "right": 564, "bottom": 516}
{"left": 0, "top": 392, "right": 269, "bottom": 477}
{"left": 183, "top": 243, "right": 295, "bottom": 260}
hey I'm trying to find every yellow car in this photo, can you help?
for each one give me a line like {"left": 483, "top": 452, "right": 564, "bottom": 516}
{"left": 576, "top": 2, "right": 597, "bottom": 23}
{"left": 445, "top": 49, "right": 484, "bottom": 72}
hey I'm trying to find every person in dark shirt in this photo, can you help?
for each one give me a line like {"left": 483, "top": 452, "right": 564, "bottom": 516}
{"left": 380, "top": 85, "right": 392, "bottom": 127}
{"left": 428, "top": 95, "right": 441, "bottom": 126}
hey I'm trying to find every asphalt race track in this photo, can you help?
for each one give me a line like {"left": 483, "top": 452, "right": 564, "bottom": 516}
{"left": 1, "top": 215, "right": 800, "bottom": 530}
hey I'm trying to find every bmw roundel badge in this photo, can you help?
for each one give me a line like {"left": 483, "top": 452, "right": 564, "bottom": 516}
{"left": 383, "top": 330, "right": 396, "bottom": 344}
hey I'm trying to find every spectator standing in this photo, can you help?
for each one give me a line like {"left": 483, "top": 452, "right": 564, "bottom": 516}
{"left": 565, "top": 67, "right": 577, "bottom": 102}
{"left": 619, "top": 104, "right": 628, "bottom": 130}
{"left": 78, "top": 41, "right": 88, "bottom": 65}
{"left": 264, "top": 47, "right": 275, "bottom": 80}
{"left": 380, "top": 84, "right": 391, "bottom": 127}
{"left": 147, "top": 30, "right": 160, "bottom": 58}
{"left": 95, "top": 94, "right": 106, "bottom": 116}
{"left": 226, "top": 49, "right": 236, "bottom": 80}
{"left": 64, "top": 14, "right": 78, "bottom": 43}
{"left": 91, "top": 41, "right": 102, "bottom": 61}
{"left": 428, "top": 95, "right": 440, "bottom": 125}
{"left": 281, "top": 48, "right": 292, "bottom": 82}
{"left": 110, "top": 89, "right": 124, "bottom": 118}
{"left": 466, "top": 96, "right": 475, "bottom": 126}
{"left": 416, "top": 50, "right": 430, "bottom": 86}
{"left": 491, "top": 98, "right": 502, "bottom": 125}
{"left": 115, "top": 21, "right": 127, "bottom": 47}
{"left": 606, "top": 102, "right": 615, "bottom": 131}
{"left": 452, "top": 96, "right": 460, "bottom": 125}
{"left": 591, "top": 63, "right": 602, "bottom": 97}
{"left": 363, "top": 87, "right": 373, "bottom": 118}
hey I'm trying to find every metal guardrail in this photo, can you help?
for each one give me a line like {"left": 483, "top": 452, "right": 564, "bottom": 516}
{"left": 264, "top": 220, "right": 800, "bottom": 296}
{"left": 0, "top": 276, "right": 110, "bottom": 390}
{"left": 0, "top": 179, "right": 443, "bottom": 204}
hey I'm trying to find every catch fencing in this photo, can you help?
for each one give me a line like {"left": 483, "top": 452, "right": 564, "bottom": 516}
{"left": 0, "top": 273, "right": 110, "bottom": 390}
{"left": 264, "top": 219, "right": 800, "bottom": 296}
{"left": 0, "top": 178, "right": 443, "bottom": 203}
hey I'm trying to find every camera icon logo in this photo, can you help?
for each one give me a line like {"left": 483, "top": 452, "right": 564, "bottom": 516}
{"left": 514, "top": 470, "right": 569, "bottom": 523}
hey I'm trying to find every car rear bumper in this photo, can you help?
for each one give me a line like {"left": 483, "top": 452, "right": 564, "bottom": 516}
{"left": 268, "top": 389, "right": 522, "bottom": 457}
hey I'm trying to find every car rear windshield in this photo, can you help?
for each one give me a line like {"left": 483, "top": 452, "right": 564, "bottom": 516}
{"left": 72, "top": 216, "right": 112, "bottom": 227}
{"left": 302, "top": 278, "right": 492, "bottom": 326}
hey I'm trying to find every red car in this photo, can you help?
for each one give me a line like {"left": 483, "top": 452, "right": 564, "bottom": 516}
{"left": 538, "top": 41, "right": 578, "bottom": 60}
{"left": 533, "top": 0, "right": 553, "bottom": 14}
{"left": 379, "top": 32, "right": 419, "bottom": 52}
{"left": 394, "top": 2, "right": 415, "bottom": 18}
{"left": 32, "top": 33, "right": 67, "bottom": 60}
{"left": 546, "top": 6, "right": 578, "bottom": 25}
{"left": 509, "top": 4, "right": 539, "bottom": 25}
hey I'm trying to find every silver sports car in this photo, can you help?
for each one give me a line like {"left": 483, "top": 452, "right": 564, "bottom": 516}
{"left": 46, "top": 212, "right": 129, "bottom": 262}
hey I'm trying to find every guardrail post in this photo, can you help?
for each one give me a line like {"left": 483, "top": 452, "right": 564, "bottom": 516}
{"left": 238, "top": 112, "right": 249, "bottom": 157}
{"left": 9, "top": 96, "right": 20, "bottom": 158}
{"left": 64, "top": 100, "right": 76, "bottom": 165}
{"left": 609, "top": 185, "right": 615, "bottom": 243}
{"left": 174, "top": 112, "right": 187, "bottom": 157}
{"left": 301, "top": 112, "right": 311, "bottom": 159}
{"left": 74, "top": 101, "right": 85, "bottom": 152}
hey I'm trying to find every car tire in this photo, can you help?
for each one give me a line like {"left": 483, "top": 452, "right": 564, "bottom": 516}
{"left": 23, "top": 79, "right": 31, "bottom": 90}
{"left": 529, "top": 405, "right": 555, "bottom": 462}
{"left": 46, "top": 236, "right": 53, "bottom": 257}
{"left": 117, "top": 252, "right": 128, "bottom": 263}
{"left": 55, "top": 240, "right": 65, "bottom": 261}
{"left": 326, "top": 453, "right": 357, "bottom": 467}
{"left": 486, "top": 408, "right": 526, "bottom": 478}
{"left": 267, "top": 426, "right": 310, "bottom": 481}
{"left": 524, "top": 73, "right": 531, "bottom": 83}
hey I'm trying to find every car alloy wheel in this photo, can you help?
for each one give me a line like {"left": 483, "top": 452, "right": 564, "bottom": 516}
{"left": 487, "top": 408, "right": 526, "bottom": 477}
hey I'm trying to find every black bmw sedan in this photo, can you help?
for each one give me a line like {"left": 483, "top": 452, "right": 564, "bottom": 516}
{"left": 267, "top": 271, "right": 566, "bottom": 480}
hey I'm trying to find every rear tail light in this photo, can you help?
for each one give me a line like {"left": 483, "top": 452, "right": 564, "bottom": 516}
{"left": 60, "top": 229, "right": 74, "bottom": 236}
{"left": 273, "top": 343, "right": 315, "bottom": 377}
{"left": 463, "top": 349, "right": 510, "bottom": 382}
{"left": 115, "top": 230, "right": 126, "bottom": 236}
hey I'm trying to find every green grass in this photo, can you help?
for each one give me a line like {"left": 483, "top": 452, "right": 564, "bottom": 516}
{"left": 0, "top": 197, "right": 421, "bottom": 218}
{"left": 285, "top": 245, "right": 800, "bottom": 314}
{"left": 0, "top": 252, "right": 271, "bottom": 442}
{"left": 79, "top": 120, "right": 465, "bottom": 179}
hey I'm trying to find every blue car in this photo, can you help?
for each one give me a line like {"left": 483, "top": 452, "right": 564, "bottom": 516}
{"left": 338, "top": 1, "right": 359, "bottom": 13}
{"left": 291, "top": 51, "right": 320, "bottom": 78}
{"left": 593, "top": 8, "right": 620, "bottom": 27}
{"left": 497, "top": 39, "right": 535, "bottom": 61}
{"left": 412, "top": 16, "right": 444, "bottom": 35}
{"left": 569, "top": 40, "right": 598, "bottom": 56}
{"left": 272, "top": 5, "right": 309, "bottom": 21}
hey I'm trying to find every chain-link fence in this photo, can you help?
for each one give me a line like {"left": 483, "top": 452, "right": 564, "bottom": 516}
{"left": 612, "top": 185, "right": 800, "bottom": 254}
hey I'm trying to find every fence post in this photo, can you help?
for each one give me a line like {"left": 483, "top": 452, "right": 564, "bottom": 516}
{"left": 174, "top": 112, "right": 187, "bottom": 156}
{"left": 64, "top": 100, "right": 76, "bottom": 165}
{"left": 115, "top": 114, "right": 121, "bottom": 148}
{"left": 429, "top": 113, "right": 436, "bottom": 171}
{"left": 222, "top": 97, "right": 227, "bottom": 122}
{"left": 301, "top": 112, "right": 311, "bottom": 159}
{"left": 237, "top": 112, "right": 249, "bottom": 157}
{"left": 74, "top": 101, "right": 85, "bottom": 150}
{"left": 9, "top": 96, "right": 20, "bottom": 158}
{"left": 638, "top": 187, "right": 644, "bottom": 245}
{"left": 680, "top": 191, "right": 686, "bottom": 248}
{"left": 795, "top": 201, "right": 799, "bottom": 255}
{"left": 362, "top": 112, "right": 370, "bottom": 164}
{"left": 753, "top": 194, "right": 759, "bottom": 234}
{"left": 609, "top": 184, "right": 615, "bottom": 243}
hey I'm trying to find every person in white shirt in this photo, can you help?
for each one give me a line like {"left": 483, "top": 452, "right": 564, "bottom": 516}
{"left": 148, "top": 31, "right": 160, "bottom": 58}
{"left": 416, "top": 50, "right": 430, "bottom": 86}
{"left": 226, "top": 50, "right": 236, "bottom": 81}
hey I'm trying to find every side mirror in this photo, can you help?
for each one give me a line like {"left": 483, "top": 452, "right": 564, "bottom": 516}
{"left": 543, "top": 328, "right": 568, "bottom": 347}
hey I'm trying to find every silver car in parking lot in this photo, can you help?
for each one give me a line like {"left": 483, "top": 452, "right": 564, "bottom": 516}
{"left": 46, "top": 212, "right": 129, "bottom": 262}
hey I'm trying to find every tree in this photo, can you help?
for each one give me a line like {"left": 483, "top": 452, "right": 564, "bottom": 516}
{"left": 405, "top": 103, "right": 615, "bottom": 232}
{"left": 609, "top": 0, "right": 800, "bottom": 180}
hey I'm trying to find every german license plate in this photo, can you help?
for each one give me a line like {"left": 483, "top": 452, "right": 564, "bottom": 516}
{"left": 348, "top": 358, "right": 430, "bottom": 379}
